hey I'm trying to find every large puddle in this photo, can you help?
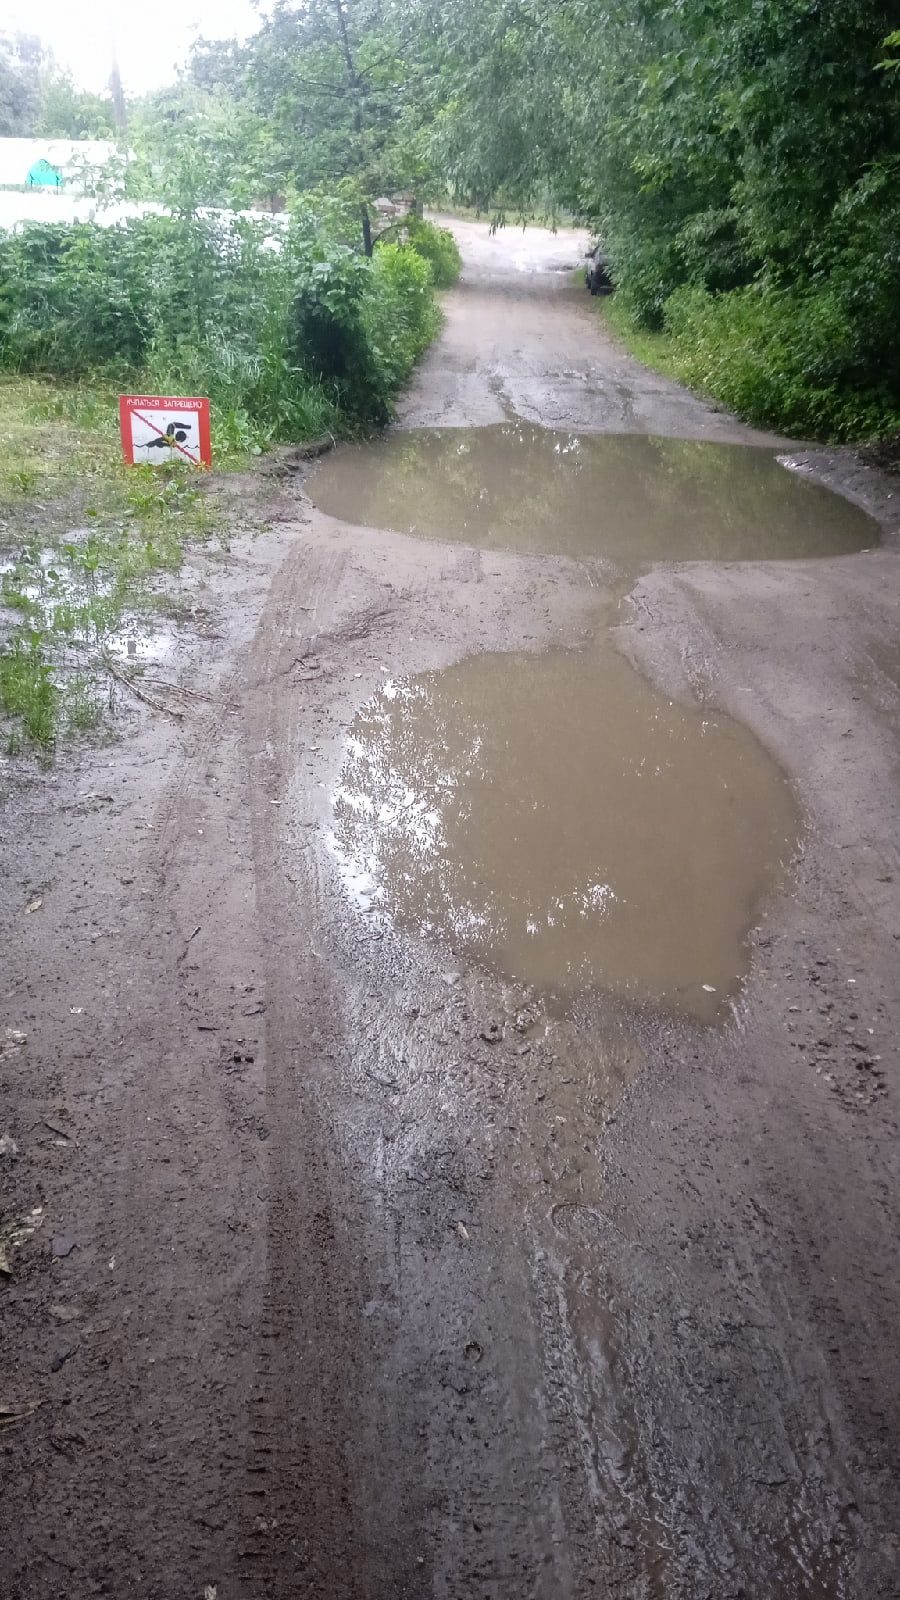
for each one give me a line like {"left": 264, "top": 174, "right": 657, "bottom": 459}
{"left": 309, "top": 426, "right": 877, "bottom": 566}
{"left": 329, "top": 648, "right": 800, "bottom": 1021}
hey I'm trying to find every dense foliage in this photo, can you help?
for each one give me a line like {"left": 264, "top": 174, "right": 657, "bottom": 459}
{"left": 0, "top": 31, "right": 117, "bottom": 138}
{"left": 379, "top": 216, "right": 461, "bottom": 286}
{"left": 402, "top": 0, "right": 900, "bottom": 438}
{"left": 116, "top": 0, "right": 900, "bottom": 438}
{"left": 3, "top": 1, "right": 898, "bottom": 438}
{"left": 0, "top": 207, "right": 440, "bottom": 447}
{"left": 130, "top": 1, "right": 428, "bottom": 255}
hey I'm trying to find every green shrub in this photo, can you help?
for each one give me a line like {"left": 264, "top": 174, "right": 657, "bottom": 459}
{"left": 821, "top": 156, "right": 900, "bottom": 398}
{"left": 660, "top": 281, "right": 900, "bottom": 440}
{"left": 403, "top": 219, "right": 462, "bottom": 288}
{"left": 0, "top": 208, "right": 442, "bottom": 444}
{"left": 286, "top": 237, "right": 389, "bottom": 424}
{"left": 365, "top": 244, "right": 441, "bottom": 393}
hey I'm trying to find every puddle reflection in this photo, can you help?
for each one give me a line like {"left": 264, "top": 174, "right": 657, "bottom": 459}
{"left": 330, "top": 648, "right": 800, "bottom": 1020}
{"left": 309, "top": 426, "right": 877, "bottom": 567}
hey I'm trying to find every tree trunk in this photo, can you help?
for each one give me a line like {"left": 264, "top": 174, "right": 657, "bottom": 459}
{"left": 332, "top": 1, "right": 373, "bottom": 257}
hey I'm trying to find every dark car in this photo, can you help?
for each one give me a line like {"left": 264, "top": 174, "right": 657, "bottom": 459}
{"left": 585, "top": 244, "right": 613, "bottom": 295}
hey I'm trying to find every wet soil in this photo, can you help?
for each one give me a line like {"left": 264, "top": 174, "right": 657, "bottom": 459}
{"left": 1, "top": 217, "right": 899, "bottom": 1600}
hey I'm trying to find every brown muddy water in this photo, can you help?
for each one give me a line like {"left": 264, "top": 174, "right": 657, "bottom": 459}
{"left": 309, "top": 425, "right": 878, "bottom": 567}
{"left": 329, "top": 647, "right": 800, "bottom": 1021}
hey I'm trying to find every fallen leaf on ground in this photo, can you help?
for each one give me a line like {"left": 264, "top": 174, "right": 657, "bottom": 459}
{"left": 24, "top": 897, "right": 43, "bottom": 914}
{"left": 50, "top": 1341, "right": 79, "bottom": 1373}
{"left": 0, "top": 1204, "right": 45, "bottom": 1274}
{"left": 0, "top": 1400, "right": 43, "bottom": 1427}
{"left": 49, "top": 1304, "right": 82, "bottom": 1323}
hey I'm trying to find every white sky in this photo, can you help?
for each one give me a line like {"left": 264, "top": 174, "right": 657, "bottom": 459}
{"left": 7, "top": 0, "right": 267, "bottom": 96}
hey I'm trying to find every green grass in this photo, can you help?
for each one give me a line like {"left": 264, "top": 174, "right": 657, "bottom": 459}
{"left": 600, "top": 296, "right": 687, "bottom": 382}
{"left": 598, "top": 287, "right": 900, "bottom": 443}
{"left": 0, "top": 636, "right": 56, "bottom": 747}
{"left": 0, "top": 376, "right": 235, "bottom": 754}
{"left": 0, "top": 229, "right": 446, "bottom": 753}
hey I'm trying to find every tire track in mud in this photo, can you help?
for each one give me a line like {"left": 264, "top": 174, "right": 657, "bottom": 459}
{"left": 234, "top": 536, "right": 426, "bottom": 1597}
{"left": 86, "top": 630, "right": 273, "bottom": 1592}
{"left": 225, "top": 527, "right": 627, "bottom": 1598}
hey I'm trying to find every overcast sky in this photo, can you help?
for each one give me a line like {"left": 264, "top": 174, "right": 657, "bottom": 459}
{"left": 18, "top": 1, "right": 266, "bottom": 96}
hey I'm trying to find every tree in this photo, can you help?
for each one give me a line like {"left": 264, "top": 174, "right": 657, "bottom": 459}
{"left": 0, "top": 32, "right": 45, "bottom": 136}
{"left": 36, "top": 73, "right": 116, "bottom": 139}
{"left": 186, "top": 0, "right": 431, "bottom": 245}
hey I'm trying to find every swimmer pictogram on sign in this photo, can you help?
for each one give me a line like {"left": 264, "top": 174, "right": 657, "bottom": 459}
{"left": 119, "top": 395, "right": 212, "bottom": 468}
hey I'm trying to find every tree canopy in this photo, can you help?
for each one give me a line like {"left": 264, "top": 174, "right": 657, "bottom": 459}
{"left": 5, "top": 0, "right": 898, "bottom": 435}
{"left": 0, "top": 31, "right": 116, "bottom": 139}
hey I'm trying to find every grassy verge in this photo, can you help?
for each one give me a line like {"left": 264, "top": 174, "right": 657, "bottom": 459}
{"left": 599, "top": 296, "right": 687, "bottom": 385}
{"left": 0, "top": 213, "right": 448, "bottom": 757}
{"left": 598, "top": 289, "right": 900, "bottom": 443}
{"left": 0, "top": 377, "right": 234, "bottom": 755}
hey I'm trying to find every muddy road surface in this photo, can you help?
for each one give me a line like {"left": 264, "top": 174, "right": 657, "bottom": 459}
{"left": 2, "top": 218, "right": 899, "bottom": 1599}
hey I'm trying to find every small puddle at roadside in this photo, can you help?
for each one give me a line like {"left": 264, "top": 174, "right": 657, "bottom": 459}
{"left": 329, "top": 646, "right": 800, "bottom": 1022}
{"left": 1, "top": 542, "right": 173, "bottom": 665}
{"left": 309, "top": 425, "right": 878, "bottom": 566}
{"left": 104, "top": 625, "right": 174, "bottom": 664}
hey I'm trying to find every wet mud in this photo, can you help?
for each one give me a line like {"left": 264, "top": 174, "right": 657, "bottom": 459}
{"left": 330, "top": 645, "right": 799, "bottom": 1020}
{"left": 310, "top": 424, "right": 879, "bottom": 568}
{"left": 1, "top": 216, "right": 899, "bottom": 1600}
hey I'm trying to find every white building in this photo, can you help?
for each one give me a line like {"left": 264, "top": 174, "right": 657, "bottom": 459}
{"left": 0, "top": 137, "right": 121, "bottom": 192}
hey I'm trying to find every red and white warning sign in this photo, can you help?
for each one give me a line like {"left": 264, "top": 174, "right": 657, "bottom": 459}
{"left": 119, "top": 395, "right": 212, "bottom": 468}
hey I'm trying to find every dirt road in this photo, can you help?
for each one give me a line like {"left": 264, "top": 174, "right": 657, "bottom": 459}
{"left": 2, "top": 219, "right": 899, "bottom": 1599}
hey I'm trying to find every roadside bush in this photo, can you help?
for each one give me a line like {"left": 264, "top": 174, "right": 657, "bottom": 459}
{"left": 604, "top": 148, "right": 900, "bottom": 440}
{"left": 821, "top": 157, "right": 900, "bottom": 400}
{"left": 365, "top": 245, "right": 441, "bottom": 392}
{"left": 0, "top": 223, "right": 147, "bottom": 372}
{"left": 286, "top": 238, "right": 389, "bottom": 424}
{"left": 660, "top": 281, "right": 900, "bottom": 441}
{"left": 0, "top": 207, "right": 443, "bottom": 445}
{"left": 403, "top": 219, "right": 462, "bottom": 288}
{"left": 144, "top": 333, "right": 341, "bottom": 454}
{"left": 601, "top": 222, "right": 685, "bottom": 330}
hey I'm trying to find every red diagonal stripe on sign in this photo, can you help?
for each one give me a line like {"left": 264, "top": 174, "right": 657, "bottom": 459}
{"left": 132, "top": 408, "right": 201, "bottom": 466}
